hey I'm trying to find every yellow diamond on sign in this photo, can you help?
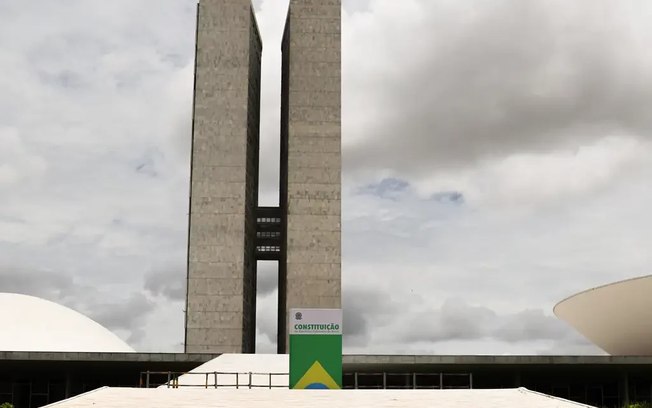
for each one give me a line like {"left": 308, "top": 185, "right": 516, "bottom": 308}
{"left": 294, "top": 361, "right": 340, "bottom": 390}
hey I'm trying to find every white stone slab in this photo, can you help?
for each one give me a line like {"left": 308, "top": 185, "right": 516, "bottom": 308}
{"left": 45, "top": 387, "right": 596, "bottom": 408}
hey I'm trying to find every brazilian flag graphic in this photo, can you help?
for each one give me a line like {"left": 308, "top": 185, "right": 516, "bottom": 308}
{"left": 294, "top": 361, "right": 340, "bottom": 389}
{"left": 289, "top": 309, "right": 342, "bottom": 390}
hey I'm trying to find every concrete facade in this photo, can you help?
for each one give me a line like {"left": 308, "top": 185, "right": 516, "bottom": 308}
{"left": 185, "top": 0, "right": 262, "bottom": 354}
{"left": 185, "top": 0, "right": 341, "bottom": 354}
{"left": 278, "top": 0, "right": 342, "bottom": 353}
{"left": 4, "top": 353, "right": 651, "bottom": 407}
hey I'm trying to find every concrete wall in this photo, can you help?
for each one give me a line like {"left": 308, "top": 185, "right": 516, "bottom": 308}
{"left": 186, "top": 0, "right": 262, "bottom": 354}
{"left": 279, "top": 0, "right": 342, "bottom": 353}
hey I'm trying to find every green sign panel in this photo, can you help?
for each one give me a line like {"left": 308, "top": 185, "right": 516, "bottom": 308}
{"left": 289, "top": 308, "right": 342, "bottom": 389}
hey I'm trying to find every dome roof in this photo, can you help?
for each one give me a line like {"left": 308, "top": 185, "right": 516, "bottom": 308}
{"left": 0, "top": 293, "right": 134, "bottom": 352}
{"left": 554, "top": 275, "right": 652, "bottom": 355}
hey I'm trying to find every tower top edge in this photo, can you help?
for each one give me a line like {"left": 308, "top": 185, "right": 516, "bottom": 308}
{"left": 198, "top": 0, "right": 254, "bottom": 4}
{"left": 289, "top": 0, "right": 341, "bottom": 4}
{"left": 197, "top": 0, "right": 263, "bottom": 48}
{"left": 286, "top": 0, "right": 342, "bottom": 16}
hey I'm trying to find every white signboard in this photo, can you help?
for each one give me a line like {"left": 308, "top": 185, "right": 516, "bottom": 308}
{"left": 289, "top": 308, "right": 342, "bottom": 335}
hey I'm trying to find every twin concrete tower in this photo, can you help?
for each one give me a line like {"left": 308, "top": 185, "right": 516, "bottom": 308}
{"left": 185, "top": 0, "right": 342, "bottom": 354}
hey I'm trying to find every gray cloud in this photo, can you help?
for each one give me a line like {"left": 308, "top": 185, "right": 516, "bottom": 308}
{"left": 87, "top": 293, "right": 156, "bottom": 344}
{"left": 144, "top": 268, "right": 186, "bottom": 301}
{"left": 256, "top": 310, "right": 277, "bottom": 345}
{"left": 344, "top": 0, "right": 652, "bottom": 179}
{"left": 0, "top": 267, "right": 76, "bottom": 301}
{"left": 358, "top": 178, "right": 410, "bottom": 201}
{"left": 430, "top": 191, "right": 464, "bottom": 205}
{"left": 255, "top": 287, "right": 278, "bottom": 348}
{"left": 256, "top": 261, "right": 278, "bottom": 296}
{"left": 394, "top": 298, "right": 582, "bottom": 346}
{"left": 343, "top": 288, "right": 394, "bottom": 347}
{"left": 494, "top": 309, "right": 570, "bottom": 343}
{"left": 399, "top": 299, "right": 496, "bottom": 343}
{"left": 343, "top": 299, "right": 367, "bottom": 337}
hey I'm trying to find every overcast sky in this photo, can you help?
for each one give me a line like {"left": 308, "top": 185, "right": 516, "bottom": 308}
{"left": 2, "top": 0, "right": 652, "bottom": 355}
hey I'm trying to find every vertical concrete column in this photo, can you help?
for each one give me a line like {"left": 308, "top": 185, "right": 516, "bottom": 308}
{"left": 185, "top": 0, "right": 262, "bottom": 353}
{"left": 279, "top": 0, "right": 342, "bottom": 353}
{"left": 619, "top": 371, "right": 630, "bottom": 407}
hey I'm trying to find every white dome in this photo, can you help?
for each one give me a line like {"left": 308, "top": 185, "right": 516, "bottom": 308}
{"left": 554, "top": 275, "right": 652, "bottom": 355}
{"left": 0, "top": 293, "right": 134, "bottom": 352}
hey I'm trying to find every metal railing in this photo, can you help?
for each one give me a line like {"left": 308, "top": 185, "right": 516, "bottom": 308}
{"left": 343, "top": 372, "right": 473, "bottom": 390}
{"left": 139, "top": 371, "right": 289, "bottom": 389}
{"left": 140, "top": 370, "right": 472, "bottom": 390}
